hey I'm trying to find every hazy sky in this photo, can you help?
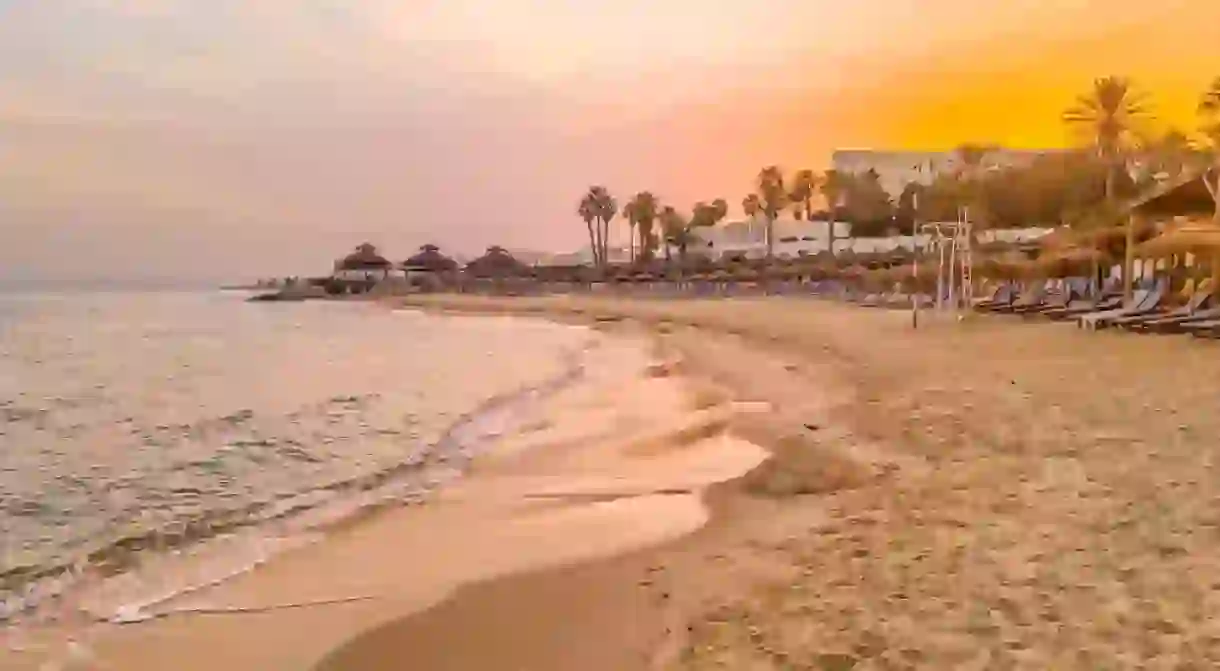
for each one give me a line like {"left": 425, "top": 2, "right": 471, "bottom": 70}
{"left": 1, "top": 0, "right": 1217, "bottom": 282}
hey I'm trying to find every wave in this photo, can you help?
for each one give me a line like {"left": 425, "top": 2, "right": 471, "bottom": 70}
{"left": 0, "top": 329, "right": 596, "bottom": 625}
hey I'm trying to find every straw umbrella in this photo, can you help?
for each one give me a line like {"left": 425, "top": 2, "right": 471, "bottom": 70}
{"left": 1037, "top": 246, "right": 1109, "bottom": 281}
{"left": 1135, "top": 220, "right": 1220, "bottom": 287}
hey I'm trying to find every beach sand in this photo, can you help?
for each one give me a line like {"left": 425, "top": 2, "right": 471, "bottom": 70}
{"left": 10, "top": 294, "right": 1220, "bottom": 669}
{"left": 375, "top": 295, "right": 1220, "bottom": 669}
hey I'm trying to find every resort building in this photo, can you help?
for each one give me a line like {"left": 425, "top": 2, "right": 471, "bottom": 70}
{"left": 690, "top": 217, "right": 853, "bottom": 259}
{"left": 831, "top": 148, "right": 1062, "bottom": 196}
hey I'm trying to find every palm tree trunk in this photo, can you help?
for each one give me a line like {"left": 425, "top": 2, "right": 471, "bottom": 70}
{"left": 629, "top": 223, "right": 636, "bottom": 263}
{"left": 1124, "top": 212, "right": 1137, "bottom": 300}
{"left": 1109, "top": 164, "right": 1135, "bottom": 304}
{"left": 585, "top": 220, "right": 599, "bottom": 267}
{"left": 1207, "top": 166, "right": 1220, "bottom": 288}
{"left": 827, "top": 207, "right": 837, "bottom": 256}
{"left": 766, "top": 217, "right": 775, "bottom": 261}
{"left": 599, "top": 218, "right": 610, "bottom": 266}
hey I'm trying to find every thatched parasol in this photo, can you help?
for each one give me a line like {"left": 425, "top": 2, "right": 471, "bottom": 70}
{"left": 1037, "top": 246, "right": 1108, "bottom": 279}
{"left": 338, "top": 243, "right": 392, "bottom": 270}
{"left": 1135, "top": 220, "right": 1220, "bottom": 285}
{"left": 464, "top": 246, "right": 529, "bottom": 278}
{"left": 776, "top": 264, "right": 808, "bottom": 280}
{"left": 1035, "top": 226, "right": 1081, "bottom": 250}
{"left": 885, "top": 263, "right": 941, "bottom": 292}
{"left": 729, "top": 266, "right": 760, "bottom": 282}
{"left": 403, "top": 244, "right": 458, "bottom": 272}
{"left": 839, "top": 264, "right": 868, "bottom": 280}
{"left": 1134, "top": 221, "right": 1220, "bottom": 257}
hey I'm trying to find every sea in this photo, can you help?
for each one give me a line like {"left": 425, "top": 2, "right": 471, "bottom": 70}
{"left": 0, "top": 289, "right": 630, "bottom": 624}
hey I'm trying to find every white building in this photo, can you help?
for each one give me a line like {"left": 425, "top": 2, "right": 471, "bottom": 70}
{"left": 831, "top": 148, "right": 1062, "bottom": 197}
{"left": 690, "top": 217, "right": 853, "bottom": 260}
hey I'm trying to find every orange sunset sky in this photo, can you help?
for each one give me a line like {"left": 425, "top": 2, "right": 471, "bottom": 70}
{"left": 0, "top": 0, "right": 1217, "bottom": 282}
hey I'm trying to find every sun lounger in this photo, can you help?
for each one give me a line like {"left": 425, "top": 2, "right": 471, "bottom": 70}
{"left": 973, "top": 283, "right": 1012, "bottom": 308}
{"left": 973, "top": 284, "right": 1016, "bottom": 311}
{"left": 1077, "top": 283, "right": 1166, "bottom": 330}
{"left": 1043, "top": 294, "right": 1121, "bottom": 320}
{"left": 1115, "top": 289, "right": 1214, "bottom": 330}
{"left": 1012, "top": 286, "right": 1080, "bottom": 315}
{"left": 990, "top": 282, "right": 1048, "bottom": 314}
{"left": 1185, "top": 319, "right": 1220, "bottom": 338}
{"left": 1129, "top": 306, "right": 1220, "bottom": 333}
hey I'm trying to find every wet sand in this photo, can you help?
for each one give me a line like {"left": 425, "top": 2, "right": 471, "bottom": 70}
{"left": 13, "top": 293, "right": 1220, "bottom": 669}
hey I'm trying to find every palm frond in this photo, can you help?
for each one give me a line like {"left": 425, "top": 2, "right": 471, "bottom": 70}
{"left": 1202, "top": 76, "right": 1220, "bottom": 114}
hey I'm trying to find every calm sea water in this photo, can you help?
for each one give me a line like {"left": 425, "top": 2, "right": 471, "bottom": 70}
{"left": 0, "top": 291, "right": 601, "bottom": 596}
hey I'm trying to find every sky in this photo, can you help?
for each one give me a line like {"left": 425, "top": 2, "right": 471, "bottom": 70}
{"left": 1, "top": 0, "right": 1217, "bottom": 283}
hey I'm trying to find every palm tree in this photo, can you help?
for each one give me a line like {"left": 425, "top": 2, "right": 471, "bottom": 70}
{"left": 578, "top": 194, "right": 600, "bottom": 266}
{"left": 742, "top": 194, "right": 761, "bottom": 219}
{"left": 820, "top": 170, "right": 847, "bottom": 256}
{"left": 741, "top": 193, "right": 761, "bottom": 249}
{"left": 1201, "top": 76, "right": 1220, "bottom": 115}
{"left": 1140, "top": 129, "right": 1194, "bottom": 186}
{"left": 659, "top": 205, "right": 683, "bottom": 264}
{"left": 580, "top": 186, "right": 617, "bottom": 268}
{"left": 954, "top": 144, "right": 996, "bottom": 216}
{"left": 1064, "top": 77, "right": 1150, "bottom": 194}
{"left": 789, "top": 169, "right": 818, "bottom": 221}
{"left": 622, "top": 201, "right": 639, "bottom": 262}
{"left": 689, "top": 199, "right": 729, "bottom": 233}
{"left": 755, "top": 166, "right": 787, "bottom": 261}
{"left": 1063, "top": 76, "right": 1152, "bottom": 301}
{"left": 626, "top": 192, "right": 660, "bottom": 263}
{"left": 592, "top": 186, "right": 617, "bottom": 265}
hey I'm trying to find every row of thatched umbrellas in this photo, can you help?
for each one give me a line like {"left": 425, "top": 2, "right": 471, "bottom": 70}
{"left": 346, "top": 215, "right": 1219, "bottom": 290}
{"left": 979, "top": 218, "right": 1220, "bottom": 285}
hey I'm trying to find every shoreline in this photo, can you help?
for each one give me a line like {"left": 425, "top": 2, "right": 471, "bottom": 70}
{"left": 310, "top": 296, "right": 877, "bottom": 670}
{"left": 14, "top": 291, "right": 1218, "bottom": 668}
{"left": 2, "top": 304, "right": 780, "bottom": 671}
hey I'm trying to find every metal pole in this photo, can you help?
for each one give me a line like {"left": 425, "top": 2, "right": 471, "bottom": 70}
{"left": 911, "top": 193, "right": 920, "bottom": 329}
{"left": 948, "top": 214, "right": 959, "bottom": 314}
{"left": 935, "top": 227, "right": 946, "bottom": 311}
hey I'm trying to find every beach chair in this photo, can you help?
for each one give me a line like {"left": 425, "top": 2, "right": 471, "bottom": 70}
{"left": 1045, "top": 278, "right": 1130, "bottom": 320}
{"left": 1076, "top": 280, "right": 1167, "bottom": 330}
{"left": 972, "top": 283, "right": 1013, "bottom": 309}
{"left": 1012, "top": 279, "right": 1085, "bottom": 315}
{"left": 989, "top": 282, "right": 1047, "bottom": 314}
{"left": 1025, "top": 278, "right": 1090, "bottom": 316}
{"left": 1042, "top": 293, "right": 1121, "bottom": 320}
{"left": 1116, "top": 284, "right": 1214, "bottom": 331}
{"left": 1184, "top": 319, "right": 1220, "bottom": 339}
{"left": 1017, "top": 286, "right": 1073, "bottom": 316}
{"left": 1130, "top": 305, "right": 1220, "bottom": 334}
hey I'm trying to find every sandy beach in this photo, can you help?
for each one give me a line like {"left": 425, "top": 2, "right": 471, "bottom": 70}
{"left": 9, "top": 294, "right": 1220, "bottom": 669}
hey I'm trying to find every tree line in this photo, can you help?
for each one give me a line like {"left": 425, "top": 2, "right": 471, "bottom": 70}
{"left": 577, "top": 75, "right": 1220, "bottom": 267}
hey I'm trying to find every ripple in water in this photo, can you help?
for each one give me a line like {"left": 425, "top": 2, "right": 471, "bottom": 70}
{"left": 0, "top": 291, "right": 604, "bottom": 619}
